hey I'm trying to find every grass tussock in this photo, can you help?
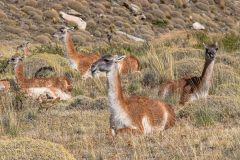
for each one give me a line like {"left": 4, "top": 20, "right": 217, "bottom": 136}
{"left": 179, "top": 96, "right": 240, "bottom": 126}
{"left": 0, "top": 31, "right": 240, "bottom": 159}
{"left": 0, "top": 138, "right": 75, "bottom": 160}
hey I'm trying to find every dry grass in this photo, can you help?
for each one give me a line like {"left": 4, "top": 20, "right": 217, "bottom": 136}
{"left": 0, "top": 31, "right": 240, "bottom": 159}
{"left": 0, "top": 138, "right": 75, "bottom": 160}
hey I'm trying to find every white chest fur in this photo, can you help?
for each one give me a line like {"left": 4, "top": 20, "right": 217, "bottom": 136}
{"left": 107, "top": 68, "right": 135, "bottom": 129}
{"left": 69, "top": 59, "right": 78, "bottom": 70}
{"left": 0, "top": 84, "right": 5, "bottom": 91}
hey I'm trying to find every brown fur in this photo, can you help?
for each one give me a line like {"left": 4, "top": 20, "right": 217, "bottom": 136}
{"left": 99, "top": 59, "right": 175, "bottom": 135}
{"left": 65, "top": 32, "right": 141, "bottom": 75}
{"left": 0, "top": 80, "right": 10, "bottom": 92}
{"left": 15, "top": 61, "right": 72, "bottom": 92}
{"left": 159, "top": 44, "right": 218, "bottom": 105}
{"left": 119, "top": 55, "right": 141, "bottom": 74}
{"left": 116, "top": 72, "right": 174, "bottom": 135}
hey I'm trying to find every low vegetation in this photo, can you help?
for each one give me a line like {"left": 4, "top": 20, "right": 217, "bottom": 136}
{"left": 1, "top": 30, "right": 240, "bottom": 159}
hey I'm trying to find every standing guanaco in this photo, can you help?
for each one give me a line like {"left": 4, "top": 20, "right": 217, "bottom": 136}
{"left": 91, "top": 55, "right": 175, "bottom": 135}
{"left": 158, "top": 43, "right": 218, "bottom": 105}
{"left": 53, "top": 27, "right": 141, "bottom": 79}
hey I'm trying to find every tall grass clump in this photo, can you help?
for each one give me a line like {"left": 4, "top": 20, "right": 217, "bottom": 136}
{"left": 192, "top": 31, "right": 210, "bottom": 48}
{"left": 152, "top": 19, "right": 168, "bottom": 28}
{"left": 33, "top": 44, "right": 64, "bottom": 56}
{"left": 221, "top": 33, "right": 240, "bottom": 52}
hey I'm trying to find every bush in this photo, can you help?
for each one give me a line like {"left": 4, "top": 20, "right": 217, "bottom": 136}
{"left": 192, "top": 31, "right": 210, "bottom": 48}
{"left": 152, "top": 19, "right": 168, "bottom": 28}
{"left": 178, "top": 96, "right": 240, "bottom": 126}
{"left": 24, "top": 0, "right": 38, "bottom": 7}
{"left": 221, "top": 33, "right": 240, "bottom": 52}
{"left": 215, "top": 83, "right": 240, "bottom": 97}
{"left": 173, "top": 58, "right": 203, "bottom": 78}
{"left": 0, "top": 138, "right": 75, "bottom": 160}
{"left": 43, "top": 9, "right": 59, "bottom": 20}
{"left": 196, "top": 2, "right": 209, "bottom": 11}
{"left": 34, "top": 35, "right": 51, "bottom": 44}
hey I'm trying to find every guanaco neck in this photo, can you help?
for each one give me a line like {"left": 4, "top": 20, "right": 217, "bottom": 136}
{"left": 200, "top": 57, "right": 215, "bottom": 87}
{"left": 14, "top": 61, "right": 26, "bottom": 84}
{"left": 107, "top": 63, "right": 127, "bottom": 111}
{"left": 24, "top": 47, "right": 30, "bottom": 56}
{"left": 64, "top": 31, "right": 83, "bottom": 61}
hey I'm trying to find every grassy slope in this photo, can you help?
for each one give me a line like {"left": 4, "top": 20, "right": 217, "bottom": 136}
{"left": 0, "top": 30, "right": 240, "bottom": 159}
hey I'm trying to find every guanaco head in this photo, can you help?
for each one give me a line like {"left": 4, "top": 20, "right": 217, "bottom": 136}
{"left": 53, "top": 27, "right": 74, "bottom": 40}
{"left": 16, "top": 42, "right": 29, "bottom": 51}
{"left": 7, "top": 55, "right": 23, "bottom": 64}
{"left": 203, "top": 42, "right": 218, "bottom": 61}
{"left": 91, "top": 55, "right": 126, "bottom": 76}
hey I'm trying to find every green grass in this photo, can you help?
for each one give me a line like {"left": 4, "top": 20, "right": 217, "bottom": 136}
{"left": 152, "top": 19, "right": 168, "bottom": 28}
{"left": 194, "top": 108, "right": 215, "bottom": 127}
{"left": 221, "top": 33, "right": 240, "bottom": 52}
{"left": 32, "top": 43, "right": 64, "bottom": 56}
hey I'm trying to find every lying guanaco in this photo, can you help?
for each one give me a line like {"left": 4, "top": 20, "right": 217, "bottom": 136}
{"left": 91, "top": 55, "right": 175, "bottom": 135}
{"left": 8, "top": 56, "right": 72, "bottom": 100}
{"left": 53, "top": 27, "right": 141, "bottom": 79}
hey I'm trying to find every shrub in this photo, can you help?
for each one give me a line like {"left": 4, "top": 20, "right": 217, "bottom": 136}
{"left": 24, "top": 0, "right": 38, "bottom": 7}
{"left": 173, "top": 58, "right": 203, "bottom": 78}
{"left": 178, "top": 96, "right": 240, "bottom": 126}
{"left": 1, "top": 111, "right": 19, "bottom": 137}
{"left": 221, "top": 33, "right": 240, "bottom": 52}
{"left": 192, "top": 31, "right": 211, "bottom": 48}
{"left": 4, "top": 26, "right": 28, "bottom": 37}
{"left": 215, "top": 83, "right": 240, "bottom": 97}
{"left": 196, "top": 2, "right": 209, "bottom": 11}
{"left": 68, "top": 1, "right": 91, "bottom": 16}
{"left": 43, "top": 9, "right": 59, "bottom": 20}
{"left": 21, "top": 6, "right": 42, "bottom": 16}
{"left": 175, "top": 0, "right": 183, "bottom": 8}
{"left": 34, "top": 35, "right": 51, "bottom": 44}
{"left": 0, "top": 138, "right": 76, "bottom": 160}
{"left": 52, "top": 4, "right": 64, "bottom": 11}
{"left": 152, "top": 19, "right": 168, "bottom": 28}
{"left": 32, "top": 44, "right": 64, "bottom": 56}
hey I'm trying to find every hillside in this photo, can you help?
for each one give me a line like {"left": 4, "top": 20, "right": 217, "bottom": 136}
{"left": 0, "top": 0, "right": 240, "bottom": 46}
{"left": 0, "top": 0, "right": 240, "bottom": 160}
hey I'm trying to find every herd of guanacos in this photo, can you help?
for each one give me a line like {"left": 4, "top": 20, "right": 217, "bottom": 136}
{"left": 0, "top": 27, "right": 218, "bottom": 135}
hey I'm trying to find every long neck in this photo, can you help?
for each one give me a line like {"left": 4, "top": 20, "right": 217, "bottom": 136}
{"left": 24, "top": 47, "right": 30, "bottom": 56}
{"left": 200, "top": 58, "right": 215, "bottom": 84}
{"left": 64, "top": 32, "right": 82, "bottom": 60}
{"left": 15, "top": 61, "right": 26, "bottom": 84}
{"left": 107, "top": 64, "right": 126, "bottom": 110}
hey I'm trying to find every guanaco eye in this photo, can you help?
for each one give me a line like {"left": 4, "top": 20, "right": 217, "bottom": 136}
{"left": 104, "top": 59, "right": 110, "bottom": 62}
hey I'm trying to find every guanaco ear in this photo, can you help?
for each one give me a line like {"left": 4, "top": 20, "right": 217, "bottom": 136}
{"left": 215, "top": 42, "right": 219, "bottom": 50}
{"left": 113, "top": 55, "right": 126, "bottom": 62}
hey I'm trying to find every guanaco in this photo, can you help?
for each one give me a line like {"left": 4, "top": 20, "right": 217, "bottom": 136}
{"left": 7, "top": 56, "right": 72, "bottom": 100}
{"left": 16, "top": 42, "right": 31, "bottom": 57}
{"left": 53, "top": 27, "right": 141, "bottom": 79}
{"left": 91, "top": 55, "right": 175, "bottom": 135}
{"left": 0, "top": 80, "right": 10, "bottom": 92}
{"left": 158, "top": 43, "right": 218, "bottom": 105}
